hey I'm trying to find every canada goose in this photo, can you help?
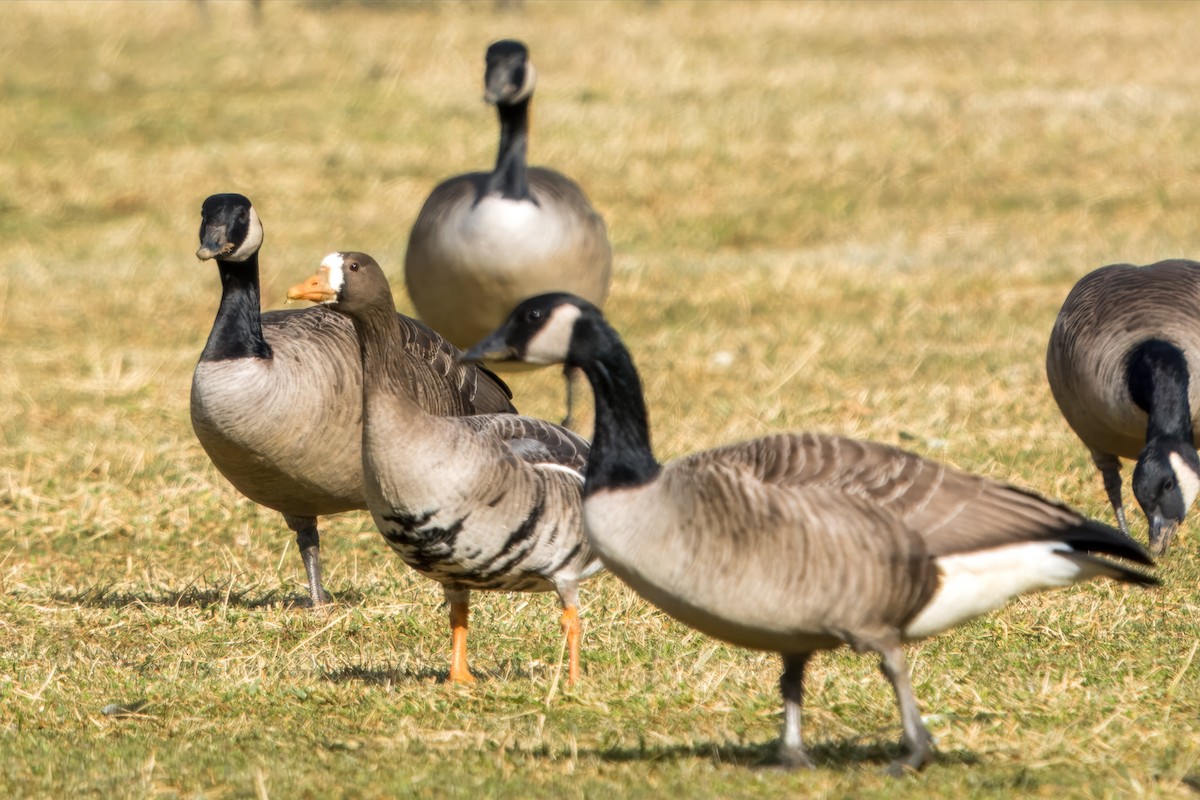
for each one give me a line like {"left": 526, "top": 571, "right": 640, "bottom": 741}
{"left": 192, "top": 193, "right": 516, "bottom": 608}
{"left": 1046, "top": 259, "right": 1200, "bottom": 556}
{"left": 462, "top": 293, "right": 1158, "bottom": 773}
{"left": 404, "top": 39, "right": 612, "bottom": 426}
{"left": 286, "top": 253, "right": 601, "bottom": 684}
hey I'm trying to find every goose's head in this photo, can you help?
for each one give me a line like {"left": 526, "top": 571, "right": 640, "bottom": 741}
{"left": 1131, "top": 441, "right": 1200, "bottom": 555}
{"left": 460, "top": 292, "right": 598, "bottom": 368}
{"left": 484, "top": 39, "right": 536, "bottom": 106}
{"left": 196, "top": 193, "right": 263, "bottom": 263}
{"left": 286, "top": 252, "right": 392, "bottom": 318}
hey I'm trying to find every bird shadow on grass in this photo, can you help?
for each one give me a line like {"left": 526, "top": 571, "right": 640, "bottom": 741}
{"left": 320, "top": 664, "right": 451, "bottom": 686}
{"left": 586, "top": 738, "right": 981, "bottom": 773}
{"left": 47, "top": 582, "right": 372, "bottom": 611}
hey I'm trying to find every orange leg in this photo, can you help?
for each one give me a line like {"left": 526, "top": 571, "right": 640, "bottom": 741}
{"left": 560, "top": 605, "right": 581, "bottom": 686}
{"left": 448, "top": 599, "right": 476, "bottom": 684}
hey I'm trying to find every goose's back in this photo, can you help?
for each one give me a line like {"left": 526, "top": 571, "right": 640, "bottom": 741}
{"left": 1046, "top": 260, "right": 1200, "bottom": 457}
{"left": 584, "top": 430, "right": 1127, "bottom": 653}
{"left": 584, "top": 435, "right": 940, "bottom": 653}
{"left": 404, "top": 168, "right": 612, "bottom": 347}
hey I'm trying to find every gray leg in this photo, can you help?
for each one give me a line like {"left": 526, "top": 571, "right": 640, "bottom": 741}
{"left": 1092, "top": 451, "right": 1130, "bottom": 536}
{"left": 877, "top": 640, "right": 932, "bottom": 775}
{"left": 283, "top": 514, "right": 329, "bottom": 607}
{"left": 778, "top": 652, "right": 816, "bottom": 769}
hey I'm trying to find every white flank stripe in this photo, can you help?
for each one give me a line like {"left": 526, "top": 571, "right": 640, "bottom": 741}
{"left": 904, "top": 541, "right": 1095, "bottom": 640}
{"left": 535, "top": 462, "right": 584, "bottom": 481}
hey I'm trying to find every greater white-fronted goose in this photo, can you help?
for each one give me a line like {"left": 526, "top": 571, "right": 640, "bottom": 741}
{"left": 286, "top": 253, "right": 601, "bottom": 683}
{"left": 462, "top": 292, "right": 1158, "bottom": 773}
{"left": 191, "top": 193, "right": 515, "bottom": 607}
{"left": 1047, "top": 259, "right": 1200, "bottom": 555}
{"left": 404, "top": 39, "right": 611, "bottom": 426}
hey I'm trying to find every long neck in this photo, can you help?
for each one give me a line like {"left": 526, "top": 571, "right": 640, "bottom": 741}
{"left": 575, "top": 325, "right": 662, "bottom": 495}
{"left": 1127, "top": 339, "right": 1194, "bottom": 444}
{"left": 487, "top": 99, "right": 531, "bottom": 200}
{"left": 200, "top": 253, "right": 271, "bottom": 361}
{"left": 347, "top": 304, "right": 424, "bottom": 417}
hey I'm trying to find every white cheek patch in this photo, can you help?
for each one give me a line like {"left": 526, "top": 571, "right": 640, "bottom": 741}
{"left": 513, "top": 61, "right": 537, "bottom": 103}
{"left": 228, "top": 206, "right": 264, "bottom": 262}
{"left": 1168, "top": 451, "right": 1200, "bottom": 511}
{"left": 524, "top": 303, "right": 581, "bottom": 365}
{"left": 319, "top": 253, "right": 346, "bottom": 299}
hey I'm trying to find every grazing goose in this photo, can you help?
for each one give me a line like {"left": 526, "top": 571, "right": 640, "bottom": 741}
{"left": 191, "top": 193, "right": 516, "bottom": 608}
{"left": 286, "top": 253, "right": 601, "bottom": 684}
{"left": 1046, "top": 259, "right": 1200, "bottom": 556}
{"left": 404, "top": 39, "right": 612, "bottom": 427}
{"left": 462, "top": 293, "right": 1158, "bottom": 773}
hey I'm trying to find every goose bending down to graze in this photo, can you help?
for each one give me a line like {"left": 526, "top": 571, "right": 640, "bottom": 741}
{"left": 1047, "top": 259, "right": 1200, "bottom": 556}
{"left": 404, "top": 39, "right": 611, "bottom": 428}
{"left": 461, "top": 293, "right": 1159, "bottom": 773}
{"left": 286, "top": 253, "right": 601, "bottom": 684}
{"left": 191, "top": 193, "right": 516, "bottom": 608}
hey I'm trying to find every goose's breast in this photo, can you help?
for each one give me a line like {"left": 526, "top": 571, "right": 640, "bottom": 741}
{"left": 412, "top": 193, "right": 607, "bottom": 346}
{"left": 190, "top": 344, "right": 364, "bottom": 516}
{"left": 365, "top": 433, "right": 588, "bottom": 593}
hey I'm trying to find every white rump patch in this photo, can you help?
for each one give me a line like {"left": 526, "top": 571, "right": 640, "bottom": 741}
{"left": 227, "top": 205, "right": 264, "bottom": 262}
{"left": 319, "top": 252, "right": 346, "bottom": 300}
{"left": 524, "top": 303, "right": 582, "bottom": 365}
{"left": 1169, "top": 451, "right": 1200, "bottom": 511}
{"left": 904, "top": 541, "right": 1098, "bottom": 640}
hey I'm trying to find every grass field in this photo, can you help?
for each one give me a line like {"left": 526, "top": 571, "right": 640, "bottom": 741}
{"left": 2, "top": 1, "right": 1199, "bottom": 797}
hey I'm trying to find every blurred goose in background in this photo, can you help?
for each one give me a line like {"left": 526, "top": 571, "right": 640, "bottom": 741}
{"left": 1047, "top": 259, "right": 1200, "bottom": 555}
{"left": 462, "top": 292, "right": 1158, "bottom": 773}
{"left": 191, "top": 194, "right": 515, "bottom": 607}
{"left": 287, "top": 253, "right": 600, "bottom": 684}
{"left": 404, "top": 39, "right": 611, "bottom": 428}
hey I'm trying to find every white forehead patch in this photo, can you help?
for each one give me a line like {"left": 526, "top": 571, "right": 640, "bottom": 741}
{"left": 319, "top": 252, "right": 346, "bottom": 299}
{"left": 227, "top": 205, "right": 264, "bottom": 262}
{"left": 524, "top": 302, "right": 581, "bottom": 365}
{"left": 1168, "top": 451, "right": 1200, "bottom": 511}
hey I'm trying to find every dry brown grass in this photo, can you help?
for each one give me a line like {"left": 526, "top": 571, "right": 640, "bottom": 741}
{"left": 2, "top": 1, "right": 1199, "bottom": 797}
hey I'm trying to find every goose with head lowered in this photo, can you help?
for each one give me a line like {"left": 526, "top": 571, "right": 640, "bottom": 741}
{"left": 462, "top": 293, "right": 1159, "bottom": 774}
{"left": 191, "top": 193, "right": 516, "bottom": 608}
{"left": 1047, "top": 259, "right": 1200, "bottom": 556}
{"left": 287, "top": 253, "right": 601, "bottom": 684}
{"left": 404, "top": 39, "right": 611, "bottom": 427}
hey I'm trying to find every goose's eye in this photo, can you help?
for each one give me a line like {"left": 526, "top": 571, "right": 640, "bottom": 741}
{"left": 349, "top": 261, "right": 360, "bottom": 271}
{"left": 524, "top": 308, "right": 543, "bottom": 324}
{"left": 1164, "top": 478, "right": 1176, "bottom": 492}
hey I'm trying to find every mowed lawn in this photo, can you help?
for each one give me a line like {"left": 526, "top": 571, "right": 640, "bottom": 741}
{"left": 2, "top": 1, "right": 1199, "bottom": 797}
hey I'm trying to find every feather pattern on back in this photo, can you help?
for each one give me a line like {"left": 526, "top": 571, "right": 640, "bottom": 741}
{"left": 1047, "top": 259, "right": 1200, "bottom": 458}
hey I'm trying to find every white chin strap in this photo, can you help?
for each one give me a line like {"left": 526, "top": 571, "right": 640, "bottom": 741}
{"left": 227, "top": 206, "right": 264, "bottom": 262}
{"left": 1169, "top": 451, "right": 1200, "bottom": 511}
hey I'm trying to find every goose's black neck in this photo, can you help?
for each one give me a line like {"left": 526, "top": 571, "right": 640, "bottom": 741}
{"left": 487, "top": 98, "right": 531, "bottom": 201}
{"left": 200, "top": 253, "right": 272, "bottom": 362}
{"left": 1126, "top": 339, "right": 1194, "bottom": 444}
{"left": 573, "top": 318, "right": 662, "bottom": 495}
